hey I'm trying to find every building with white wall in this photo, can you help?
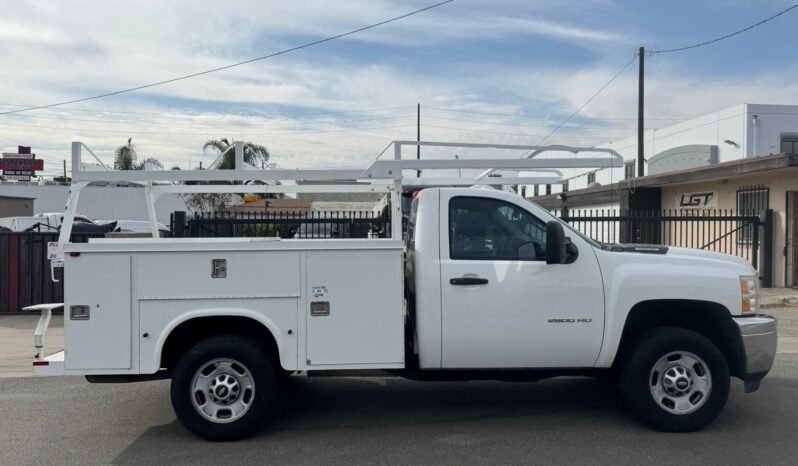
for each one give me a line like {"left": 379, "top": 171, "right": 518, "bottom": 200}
{"left": 528, "top": 103, "right": 798, "bottom": 288}
{"left": 0, "top": 183, "right": 187, "bottom": 224}
{"left": 558, "top": 103, "right": 798, "bottom": 194}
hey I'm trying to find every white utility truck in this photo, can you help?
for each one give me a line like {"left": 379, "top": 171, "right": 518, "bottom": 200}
{"left": 32, "top": 141, "right": 777, "bottom": 441}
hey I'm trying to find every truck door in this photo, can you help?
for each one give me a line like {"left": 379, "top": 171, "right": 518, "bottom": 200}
{"left": 439, "top": 193, "right": 604, "bottom": 368}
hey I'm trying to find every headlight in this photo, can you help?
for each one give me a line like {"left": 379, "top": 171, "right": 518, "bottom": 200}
{"left": 740, "top": 275, "right": 759, "bottom": 314}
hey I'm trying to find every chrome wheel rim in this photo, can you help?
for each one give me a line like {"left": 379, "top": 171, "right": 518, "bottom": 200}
{"left": 649, "top": 351, "right": 712, "bottom": 415}
{"left": 190, "top": 358, "right": 255, "bottom": 424}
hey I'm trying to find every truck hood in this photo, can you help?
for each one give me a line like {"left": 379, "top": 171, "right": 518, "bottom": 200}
{"left": 604, "top": 243, "right": 754, "bottom": 272}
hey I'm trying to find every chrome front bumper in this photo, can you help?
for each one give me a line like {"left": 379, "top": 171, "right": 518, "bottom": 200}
{"left": 732, "top": 314, "right": 777, "bottom": 393}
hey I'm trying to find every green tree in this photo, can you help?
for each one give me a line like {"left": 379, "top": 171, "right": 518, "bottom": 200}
{"left": 202, "top": 138, "right": 269, "bottom": 169}
{"left": 114, "top": 138, "right": 163, "bottom": 170}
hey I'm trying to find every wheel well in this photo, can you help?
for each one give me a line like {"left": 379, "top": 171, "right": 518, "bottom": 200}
{"left": 160, "top": 316, "right": 280, "bottom": 371}
{"left": 616, "top": 300, "right": 745, "bottom": 379}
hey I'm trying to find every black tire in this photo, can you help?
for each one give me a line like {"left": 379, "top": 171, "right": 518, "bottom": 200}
{"left": 619, "top": 327, "right": 730, "bottom": 432}
{"left": 170, "top": 335, "right": 279, "bottom": 441}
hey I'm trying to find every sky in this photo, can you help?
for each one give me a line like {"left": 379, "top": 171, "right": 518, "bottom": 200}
{"left": 1, "top": 0, "right": 798, "bottom": 177}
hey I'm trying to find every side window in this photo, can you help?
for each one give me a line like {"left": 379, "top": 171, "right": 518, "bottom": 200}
{"left": 449, "top": 197, "right": 547, "bottom": 261}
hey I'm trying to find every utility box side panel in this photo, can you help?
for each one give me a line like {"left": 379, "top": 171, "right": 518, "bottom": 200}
{"left": 139, "top": 298, "right": 299, "bottom": 373}
{"left": 134, "top": 251, "right": 302, "bottom": 373}
{"left": 305, "top": 249, "right": 404, "bottom": 367}
{"left": 136, "top": 251, "right": 300, "bottom": 299}
{"left": 64, "top": 253, "right": 132, "bottom": 370}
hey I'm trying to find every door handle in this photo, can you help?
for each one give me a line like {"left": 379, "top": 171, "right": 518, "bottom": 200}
{"left": 450, "top": 277, "right": 489, "bottom": 285}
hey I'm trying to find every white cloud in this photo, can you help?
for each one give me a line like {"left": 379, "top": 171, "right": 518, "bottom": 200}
{"left": 1, "top": 0, "right": 797, "bottom": 176}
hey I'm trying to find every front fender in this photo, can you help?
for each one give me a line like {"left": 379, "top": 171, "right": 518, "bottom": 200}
{"left": 594, "top": 250, "right": 745, "bottom": 367}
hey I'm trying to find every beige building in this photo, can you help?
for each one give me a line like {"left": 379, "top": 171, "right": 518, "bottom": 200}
{"left": 0, "top": 195, "right": 34, "bottom": 217}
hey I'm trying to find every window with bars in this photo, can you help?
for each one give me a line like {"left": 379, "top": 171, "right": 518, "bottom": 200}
{"left": 736, "top": 186, "right": 769, "bottom": 244}
{"left": 545, "top": 184, "right": 552, "bottom": 195}
{"left": 587, "top": 172, "right": 596, "bottom": 184}
{"left": 563, "top": 180, "right": 569, "bottom": 192}
{"left": 781, "top": 136, "right": 798, "bottom": 154}
{"left": 533, "top": 184, "right": 539, "bottom": 196}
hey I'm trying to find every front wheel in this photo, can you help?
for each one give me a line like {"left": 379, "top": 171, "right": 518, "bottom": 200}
{"left": 170, "top": 335, "right": 279, "bottom": 441}
{"left": 620, "top": 327, "right": 730, "bottom": 432}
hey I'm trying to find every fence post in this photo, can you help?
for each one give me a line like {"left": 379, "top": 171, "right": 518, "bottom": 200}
{"left": 761, "top": 209, "right": 773, "bottom": 288}
{"left": 173, "top": 211, "right": 187, "bottom": 238}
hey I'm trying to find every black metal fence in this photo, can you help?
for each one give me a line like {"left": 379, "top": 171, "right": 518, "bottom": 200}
{"left": 172, "top": 210, "right": 390, "bottom": 239}
{"left": 552, "top": 208, "right": 773, "bottom": 285}
{"left": 0, "top": 232, "right": 103, "bottom": 314}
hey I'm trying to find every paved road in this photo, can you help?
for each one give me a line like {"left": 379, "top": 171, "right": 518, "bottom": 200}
{"left": 1, "top": 308, "right": 796, "bottom": 465}
{"left": 1, "top": 353, "right": 797, "bottom": 465}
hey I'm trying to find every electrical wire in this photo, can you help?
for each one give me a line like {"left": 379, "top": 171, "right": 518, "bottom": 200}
{"left": 0, "top": 112, "right": 416, "bottom": 127}
{"left": 0, "top": 0, "right": 454, "bottom": 116}
{"left": 537, "top": 53, "right": 639, "bottom": 145}
{"left": 422, "top": 123, "right": 626, "bottom": 140}
{"left": 0, "top": 120, "right": 416, "bottom": 136}
{"left": 424, "top": 115, "right": 640, "bottom": 130}
{"left": 649, "top": 3, "right": 798, "bottom": 54}
{"left": 424, "top": 105, "right": 686, "bottom": 121}
{"left": 0, "top": 102, "right": 415, "bottom": 118}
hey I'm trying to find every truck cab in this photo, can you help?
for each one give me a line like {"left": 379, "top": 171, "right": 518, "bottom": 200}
{"left": 405, "top": 187, "right": 776, "bottom": 432}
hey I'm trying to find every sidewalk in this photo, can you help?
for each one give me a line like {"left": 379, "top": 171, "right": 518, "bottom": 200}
{"left": 0, "top": 314, "right": 63, "bottom": 378}
{"left": 762, "top": 287, "right": 798, "bottom": 308}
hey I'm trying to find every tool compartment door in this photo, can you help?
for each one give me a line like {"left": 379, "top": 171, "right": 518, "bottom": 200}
{"left": 305, "top": 249, "right": 404, "bottom": 367}
{"left": 65, "top": 254, "right": 132, "bottom": 369}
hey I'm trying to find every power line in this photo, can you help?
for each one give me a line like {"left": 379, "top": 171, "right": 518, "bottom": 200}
{"left": 424, "top": 115, "right": 642, "bottom": 130}
{"left": 422, "top": 123, "right": 625, "bottom": 140}
{"left": 537, "top": 53, "right": 638, "bottom": 145}
{"left": 424, "top": 105, "right": 686, "bottom": 121}
{"left": 0, "top": 120, "right": 416, "bottom": 137}
{"left": 0, "top": 112, "right": 416, "bottom": 127}
{"left": 649, "top": 3, "right": 798, "bottom": 54}
{"left": 0, "top": 0, "right": 454, "bottom": 116}
{"left": 0, "top": 102, "right": 415, "bottom": 118}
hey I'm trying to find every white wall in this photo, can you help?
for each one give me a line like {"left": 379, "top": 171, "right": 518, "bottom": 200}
{"left": 747, "top": 104, "right": 798, "bottom": 157}
{"left": 0, "top": 184, "right": 187, "bottom": 224}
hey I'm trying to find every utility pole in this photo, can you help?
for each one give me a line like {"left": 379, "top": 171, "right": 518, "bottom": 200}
{"left": 416, "top": 103, "right": 421, "bottom": 178}
{"left": 637, "top": 46, "right": 645, "bottom": 178}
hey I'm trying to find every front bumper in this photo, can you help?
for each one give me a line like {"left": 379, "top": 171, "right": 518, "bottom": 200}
{"left": 732, "top": 314, "right": 777, "bottom": 393}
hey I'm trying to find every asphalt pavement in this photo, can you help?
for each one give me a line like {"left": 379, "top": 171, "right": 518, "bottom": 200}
{"left": 0, "top": 310, "right": 796, "bottom": 465}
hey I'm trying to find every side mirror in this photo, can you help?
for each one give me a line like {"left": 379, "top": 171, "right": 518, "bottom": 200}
{"left": 546, "top": 221, "right": 578, "bottom": 264}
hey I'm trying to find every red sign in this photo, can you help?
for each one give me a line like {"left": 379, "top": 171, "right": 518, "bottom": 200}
{"left": 0, "top": 158, "right": 43, "bottom": 170}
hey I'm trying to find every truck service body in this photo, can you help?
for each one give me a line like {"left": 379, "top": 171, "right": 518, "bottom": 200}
{"left": 31, "top": 141, "right": 777, "bottom": 440}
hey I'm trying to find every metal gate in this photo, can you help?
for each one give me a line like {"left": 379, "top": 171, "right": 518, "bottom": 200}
{"left": 0, "top": 232, "right": 102, "bottom": 314}
{"left": 554, "top": 209, "right": 773, "bottom": 286}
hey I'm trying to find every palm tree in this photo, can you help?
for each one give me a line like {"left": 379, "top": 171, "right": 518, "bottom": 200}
{"left": 114, "top": 138, "right": 138, "bottom": 170}
{"left": 114, "top": 138, "right": 163, "bottom": 170}
{"left": 202, "top": 138, "right": 269, "bottom": 169}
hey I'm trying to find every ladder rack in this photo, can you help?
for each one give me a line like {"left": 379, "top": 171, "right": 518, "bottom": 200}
{"left": 55, "top": 140, "right": 623, "bottom": 260}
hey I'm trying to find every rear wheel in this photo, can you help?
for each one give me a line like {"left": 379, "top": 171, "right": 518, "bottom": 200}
{"left": 170, "top": 335, "right": 278, "bottom": 441}
{"left": 620, "top": 327, "right": 729, "bottom": 432}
